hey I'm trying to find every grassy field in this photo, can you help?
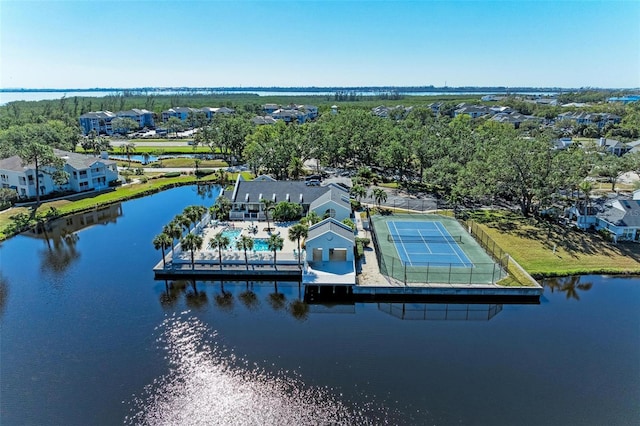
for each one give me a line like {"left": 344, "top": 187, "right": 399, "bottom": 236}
{"left": 471, "top": 211, "right": 640, "bottom": 277}
{"left": 0, "top": 171, "right": 253, "bottom": 241}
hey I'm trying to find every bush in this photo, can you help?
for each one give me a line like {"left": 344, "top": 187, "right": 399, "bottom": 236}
{"left": 355, "top": 241, "right": 364, "bottom": 258}
{"left": 163, "top": 172, "right": 182, "bottom": 178}
{"left": 355, "top": 237, "right": 370, "bottom": 247}
{"left": 195, "top": 169, "right": 215, "bottom": 177}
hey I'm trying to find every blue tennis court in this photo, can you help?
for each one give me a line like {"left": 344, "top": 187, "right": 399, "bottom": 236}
{"left": 387, "top": 221, "right": 474, "bottom": 267}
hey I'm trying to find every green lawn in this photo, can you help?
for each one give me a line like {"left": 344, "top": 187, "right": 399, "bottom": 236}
{"left": 471, "top": 211, "right": 640, "bottom": 277}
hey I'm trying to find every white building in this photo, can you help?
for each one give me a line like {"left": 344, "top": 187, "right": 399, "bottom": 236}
{"left": 0, "top": 150, "right": 119, "bottom": 199}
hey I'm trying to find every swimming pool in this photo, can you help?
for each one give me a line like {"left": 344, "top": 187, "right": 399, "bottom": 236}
{"left": 220, "top": 229, "right": 270, "bottom": 252}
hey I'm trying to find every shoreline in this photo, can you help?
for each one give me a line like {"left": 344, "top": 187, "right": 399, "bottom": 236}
{"left": 3, "top": 183, "right": 640, "bottom": 281}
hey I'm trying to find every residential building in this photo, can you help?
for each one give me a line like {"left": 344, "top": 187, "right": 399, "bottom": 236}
{"left": 454, "top": 105, "right": 492, "bottom": 119}
{"left": 0, "top": 150, "right": 118, "bottom": 199}
{"left": 225, "top": 175, "right": 351, "bottom": 222}
{"left": 200, "top": 107, "right": 235, "bottom": 120}
{"left": 117, "top": 108, "right": 155, "bottom": 129}
{"left": 556, "top": 112, "right": 621, "bottom": 129}
{"left": 161, "top": 107, "right": 200, "bottom": 122}
{"left": 79, "top": 111, "right": 117, "bottom": 135}
{"left": 251, "top": 116, "right": 278, "bottom": 126}
{"left": 305, "top": 218, "right": 355, "bottom": 262}
{"left": 571, "top": 194, "right": 640, "bottom": 242}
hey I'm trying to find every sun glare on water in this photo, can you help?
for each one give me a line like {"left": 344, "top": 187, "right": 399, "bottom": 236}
{"left": 124, "top": 314, "right": 391, "bottom": 425}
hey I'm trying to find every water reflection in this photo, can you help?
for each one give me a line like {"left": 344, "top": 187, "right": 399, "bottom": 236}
{"left": 0, "top": 273, "right": 8, "bottom": 319}
{"left": 125, "top": 314, "right": 390, "bottom": 425}
{"left": 544, "top": 276, "right": 594, "bottom": 300}
{"left": 24, "top": 204, "right": 123, "bottom": 275}
{"left": 378, "top": 302, "right": 503, "bottom": 321}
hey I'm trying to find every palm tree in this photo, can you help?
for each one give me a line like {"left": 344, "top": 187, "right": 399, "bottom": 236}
{"left": 350, "top": 184, "right": 367, "bottom": 202}
{"left": 175, "top": 214, "right": 192, "bottom": 235}
{"left": 288, "top": 223, "right": 308, "bottom": 267}
{"left": 235, "top": 235, "right": 254, "bottom": 269}
{"left": 578, "top": 180, "right": 593, "bottom": 226}
{"left": 183, "top": 205, "right": 205, "bottom": 230}
{"left": 163, "top": 221, "right": 183, "bottom": 255}
{"left": 181, "top": 233, "right": 203, "bottom": 270}
{"left": 153, "top": 232, "right": 173, "bottom": 268}
{"left": 260, "top": 198, "right": 275, "bottom": 232}
{"left": 120, "top": 142, "right": 136, "bottom": 168}
{"left": 372, "top": 187, "right": 388, "bottom": 209}
{"left": 142, "top": 152, "right": 151, "bottom": 165}
{"left": 208, "top": 232, "right": 231, "bottom": 268}
{"left": 300, "top": 210, "right": 321, "bottom": 226}
{"left": 267, "top": 234, "right": 284, "bottom": 267}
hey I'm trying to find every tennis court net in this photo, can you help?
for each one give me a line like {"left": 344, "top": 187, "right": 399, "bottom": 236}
{"left": 387, "top": 234, "right": 463, "bottom": 243}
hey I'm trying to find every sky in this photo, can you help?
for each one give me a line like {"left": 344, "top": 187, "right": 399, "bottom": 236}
{"left": 1, "top": 0, "right": 639, "bottom": 89}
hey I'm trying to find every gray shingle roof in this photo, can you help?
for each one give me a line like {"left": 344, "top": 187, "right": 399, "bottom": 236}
{"left": 597, "top": 200, "right": 640, "bottom": 227}
{"left": 79, "top": 111, "right": 116, "bottom": 119}
{"left": 0, "top": 150, "right": 115, "bottom": 172}
{"left": 228, "top": 179, "right": 330, "bottom": 204}
{"left": 307, "top": 218, "right": 355, "bottom": 243}
{"left": 54, "top": 149, "right": 116, "bottom": 170}
{"left": 309, "top": 188, "right": 350, "bottom": 210}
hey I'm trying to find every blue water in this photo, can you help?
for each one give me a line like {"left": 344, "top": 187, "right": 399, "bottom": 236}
{"left": 0, "top": 186, "right": 638, "bottom": 425}
{"left": 220, "top": 229, "right": 271, "bottom": 252}
{"left": 109, "top": 154, "right": 196, "bottom": 165}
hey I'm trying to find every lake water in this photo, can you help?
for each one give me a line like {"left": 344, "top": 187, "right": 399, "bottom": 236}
{"left": 0, "top": 90, "right": 560, "bottom": 105}
{"left": 0, "top": 185, "right": 638, "bottom": 425}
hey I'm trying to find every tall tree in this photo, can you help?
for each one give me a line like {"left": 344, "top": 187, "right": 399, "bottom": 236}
{"left": 120, "top": 142, "right": 136, "bottom": 168}
{"left": 267, "top": 234, "right": 284, "bottom": 266}
{"left": 153, "top": 233, "right": 173, "bottom": 268}
{"left": 288, "top": 223, "right": 308, "bottom": 267}
{"left": 209, "top": 232, "right": 231, "bottom": 268}
{"left": 261, "top": 198, "right": 275, "bottom": 231}
{"left": 181, "top": 233, "right": 203, "bottom": 270}
{"left": 235, "top": 235, "right": 254, "bottom": 269}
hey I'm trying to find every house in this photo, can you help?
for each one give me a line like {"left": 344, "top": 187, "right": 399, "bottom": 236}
{"left": 305, "top": 218, "right": 355, "bottom": 263}
{"left": 491, "top": 112, "right": 541, "bottom": 128}
{"left": 0, "top": 150, "right": 118, "bottom": 199}
{"left": 454, "top": 105, "right": 491, "bottom": 119}
{"left": 270, "top": 108, "right": 307, "bottom": 123}
{"left": 597, "top": 137, "right": 629, "bottom": 156}
{"left": 262, "top": 103, "right": 280, "bottom": 114}
{"left": 200, "top": 107, "right": 235, "bottom": 120}
{"left": 161, "top": 107, "right": 200, "bottom": 122}
{"left": 116, "top": 109, "right": 155, "bottom": 130}
{"left": 556, "top": 112, "right": 621, "bottom": 129}
{"left": 553, "top": 137, "right": 573, "bottom": 150}
{"left": 251, "top": 116, "right": 278, "bottom": 126}
{"left": 225, "top": 175, "right": 351, "bottom": 221}
{"left": 79, "top": 111, "right": 117, "bottom": 135}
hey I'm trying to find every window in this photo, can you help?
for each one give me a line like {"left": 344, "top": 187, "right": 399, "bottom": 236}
{"left": 325, "top": 208, "right": 336, "bottom": 218}
{"left": 19, "top": 176, "right": 26, "bottom": 185}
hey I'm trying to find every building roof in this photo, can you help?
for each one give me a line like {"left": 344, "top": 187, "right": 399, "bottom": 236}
{"left": 228, "top": 178, "right": 330, "bottom": 204}
{"left": 309, "top": 188, "right": 350, "bottom": 211}
{"left": 79, "top": 111, "right": 116, "bottom": 119}
{"left": 53, "top": 149, "right": 116, "bottom": 170}
{"left": 0, "top": 149, "right": 115, "bottom": 173}
{"left": 597, "top": 199, "right": 640, "bottom": 228}
{"left": 0, "top": 155, "right": 26, "bottom": 172}
{"left": 118, "top": 108, "right": 152, "bottom": 116}
{"left": 307, "top": 218, "right": 355, "bottom": 244}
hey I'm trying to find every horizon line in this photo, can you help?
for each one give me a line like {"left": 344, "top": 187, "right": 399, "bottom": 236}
{"left": 2, "top": 85, "right": 639, "bottom": 93}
